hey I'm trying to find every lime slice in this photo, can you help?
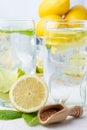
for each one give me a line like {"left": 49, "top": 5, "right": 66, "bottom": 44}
{"left": 0, "top": 68, "right": 17, "bottom": 93}
{"left": 0, "top": 68, "right": 25, "bottom": 93}
{"left": 69, "top": 59, "right": 86, "bottom": 66}
{"left": 64, "top": 69, "right": 85, "bottom": 77}
{"left": 36, "top": 58, "right": 43, "bottom": 73}
{"left": 0, "top": 29, "right": 35, "bottom": 36}
{"left": 69, "top": 53, "right": 86, "bottom": 66}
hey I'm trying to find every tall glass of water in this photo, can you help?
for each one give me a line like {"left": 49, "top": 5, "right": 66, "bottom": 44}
{"left": 0, "top": 20, "right": 36, "bottom": 107}
{"left": 44, "top": 20, "right": 87, "bottom": 107}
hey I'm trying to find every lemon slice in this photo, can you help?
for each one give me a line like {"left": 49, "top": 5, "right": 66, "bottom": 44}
{"left": 64, "top": 69, "right": 85, "bottom": 77}
{"left": 45, "top": 30, "right": 87, "bottom": 51}
{"left": 9, "top": 75, "right": 49, "bottom": 113}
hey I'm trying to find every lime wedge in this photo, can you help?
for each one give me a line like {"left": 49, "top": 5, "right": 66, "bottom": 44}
{"left": 36, "top": 58, "right": 43, "bottom": 73}
{"left": 0, "top": 68, "right": 25, "bottom": 93}
{"left": 0, "top": 68, "right": 17, "bottom": 93}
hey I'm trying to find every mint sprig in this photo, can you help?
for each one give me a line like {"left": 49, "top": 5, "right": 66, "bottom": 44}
{"left": 0, "top": 110, "right": 22, "bottom": 120}
{"left": 22, "top": 112, "right": 39, "bottom": 126}
{"left": 0, "top": 110, "right": 39, "bottom": 126}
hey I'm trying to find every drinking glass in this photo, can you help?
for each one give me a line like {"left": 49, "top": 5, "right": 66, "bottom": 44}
{"left": 0, "top": 20, "right": 36, "bottom": 107}
{"left": 44, "top": 20, "right": 87, "bottom": 107}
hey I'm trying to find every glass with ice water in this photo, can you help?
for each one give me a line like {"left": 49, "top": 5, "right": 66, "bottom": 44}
{"left": 0, "top": 20, "right": 36, "bottom": 107}
{"left": 44, "top": 20, "right": 87, "bottom": 107}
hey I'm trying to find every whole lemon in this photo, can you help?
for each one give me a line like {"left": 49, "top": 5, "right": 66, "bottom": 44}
{"left": 36, "top": 15, "right": 62, "bottom": 36}
{"left": 65, "top": 5, "right": 87, "bottom": 20}
{"left": 38, "top": 0, "right": 70, "bottom": 17}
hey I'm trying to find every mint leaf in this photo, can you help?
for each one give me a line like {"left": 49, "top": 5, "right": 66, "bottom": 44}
{"left": 0, "top": 110, "right": 22, "bottom": 120}
{"left": 22, "top": 113, "right": 39, "bottom": 126}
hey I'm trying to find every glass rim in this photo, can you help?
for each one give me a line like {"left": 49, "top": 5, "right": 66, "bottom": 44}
{"left": 0, "top": 19, "right": 35, "bottom": 22}
{"left": 45, "top": 20, "right": 87, "bottom": 30}
{"left": 46, "top": 20, "right": 87, "bottom": 24}
{"left": 0, "top": 19, "right": 35, "bottom": 30}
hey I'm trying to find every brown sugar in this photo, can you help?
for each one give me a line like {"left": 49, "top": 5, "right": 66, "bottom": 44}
{"left": 40, "top": 108, "right": 61, "bottom": 121}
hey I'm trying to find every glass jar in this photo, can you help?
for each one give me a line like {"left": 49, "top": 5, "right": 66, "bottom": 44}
{"left": 44, "top": 20, "right": 87, "bottom": 108}
{"left": 0, "top": 20, "right": 36, "bottom": 107}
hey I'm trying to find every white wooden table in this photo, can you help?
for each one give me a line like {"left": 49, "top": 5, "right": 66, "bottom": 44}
{"left": 0, "top": 110, "right": 87, "bottom": 130}
{"left": 0, "top": 100, "right": 87, "bottom": 130}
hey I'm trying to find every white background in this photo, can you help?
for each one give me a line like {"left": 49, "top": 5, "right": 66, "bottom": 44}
{"left": 0, "top": 0, "right": 87, "bottom": 22}
{"left": 0, "top": 0, "right": 41, "bottom": 22}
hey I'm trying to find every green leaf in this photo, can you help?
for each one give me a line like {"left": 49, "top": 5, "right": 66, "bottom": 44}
{"left": 0, "top": 110, "right": 22, "bottom": 120}
{"left": 22, "top": 113, "right": 39, "bottom": 126}
{"left": 17, "top": 68, "right": 25, "bottom": 78}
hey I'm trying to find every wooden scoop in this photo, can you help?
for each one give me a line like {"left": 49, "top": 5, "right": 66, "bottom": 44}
{"left": 38, "top": 104, "right": 83, "bottom": 125}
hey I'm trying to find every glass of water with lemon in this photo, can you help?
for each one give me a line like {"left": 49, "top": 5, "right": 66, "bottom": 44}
{"left": 0, "top": 20, "right": 36, "bottom": 107}
{"left": 44, "top": 20, "right": 87, "bottom": 107}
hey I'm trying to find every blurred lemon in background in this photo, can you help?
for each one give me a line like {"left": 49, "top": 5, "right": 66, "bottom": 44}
{"left": 38, "top": 0, "right": 70, "bottom": 17}
{"left": 36, "top": 0, "right": 87, "bottom": 37}
{"left": 36, "top": 15, "right": 62, "bottom": 36}
{"left": 65, "top": 5, "right": 87, "bottom": 20}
